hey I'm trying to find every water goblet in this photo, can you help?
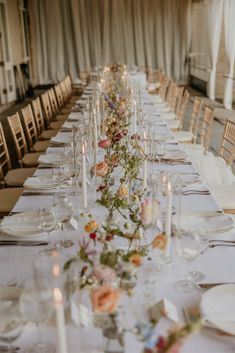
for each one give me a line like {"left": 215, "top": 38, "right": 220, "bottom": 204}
{"left": 174, "top": 229, "right": 201, "bottom": 292}
{"left": 20, "top": 278, "right": 55, "bottom": 353}
{"left": 156, "top": 141, "right": 166, "bottom": 163}
{"left": 52, "top": 193, "right": 74, "bottom": 249}
{"left": 0, "top": 300, "right": 23, "bottom": 353}
{"left": 39, "top": 208, "right": 58, "bottom": 257}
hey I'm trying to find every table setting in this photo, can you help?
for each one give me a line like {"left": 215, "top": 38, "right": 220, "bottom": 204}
{"left": 0, "top": 66, "right": 235, "bottom": 353}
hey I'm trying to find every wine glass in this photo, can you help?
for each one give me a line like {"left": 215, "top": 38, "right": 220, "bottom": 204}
{"left": 0, "top": 300, "right": 23, "bottom": 352}
{"left": 20, "top": 278, "right": 55, "bottom": 353}
{"left": 156, "top": 141, "right": 166, "bottom": 163}
{"left": 174, "top": 229, "right": 201, "bottom": 292}
{"left": 39, "top": 208, "right": 58, "bottom": 256}
{"left": 52, "top": 193, "right": 74, "bottom": 249}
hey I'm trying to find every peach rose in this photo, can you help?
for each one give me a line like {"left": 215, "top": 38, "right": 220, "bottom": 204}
{"left": 129, "top": 254, "right": 142, "bottom": 267}
{"left": 84, "top": 220, "right": 98, "bottom": 233}
{"left": 152, "top": 233, "right": 167, "bottom": 249}
{"left": 90, "top": 285, "right": 123, "bottom": 314}
{"left": 98, "top": 139, "right": 111, "bottom": 149}
{"left": 95, "top": 161, "right": 109, "bottom": 177}
{"left": 117, "top": 185, "right": 128, "bottom": 198}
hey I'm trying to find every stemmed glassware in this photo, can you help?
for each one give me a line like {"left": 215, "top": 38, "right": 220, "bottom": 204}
{"left": 0, "top": 299, "right": 23, "bottom": 353}
{"left": 39, "top": 208, "right": 58, "bottom": 256}
{"left": 174, "top": 228, "right": 202, "bottom": 292}
{"left": 52, "top": 193, "right": 74, "bottom": 249}
{"left": 156, "top": 141, "right": 166, "bottom": 163}
{"left": 20, "top": 277, "right": 55, "bottom": 353}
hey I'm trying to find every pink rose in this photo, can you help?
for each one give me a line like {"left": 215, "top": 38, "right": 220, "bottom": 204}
{"left": 92, "top": 265, "right": 116, "bottom": 282}
{"left": 90, "top": 285, "right": 122, "bottom": 314}
{"left": 95, "top": 161, "right": 109, "bottom": 176}
{"left": 98, "top": 139, "right": 111, "bottom": 149}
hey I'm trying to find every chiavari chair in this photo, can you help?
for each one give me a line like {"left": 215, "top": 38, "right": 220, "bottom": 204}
{"left": 21, "top": 105, "right": 50, "bottom": 152}
{"left": 0, "top": 122, "right": 35, "bottom": 187}
{"left": 31, "top": 97, "right": 57, "bottom": 140}
{"left": 7, "top": 113, "right": 41, "bottom": 168}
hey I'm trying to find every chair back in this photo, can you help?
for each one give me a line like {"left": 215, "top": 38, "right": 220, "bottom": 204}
{"left": 219, "top": 119, "right": 235, "bottom": 166}
{"left": 60, "top": 81, "right": 69, "bottom": 103}
{"left": 189, "top": 97, "right": 203, "bottom": 143}
{"left": 31, "top": 97, "right": 45, "bottom": 135}
{"left": 200, "top": 105, "right": 214, "bottom": 153}
{"left": 173, "top": 86, "right": 184, "bottom": 115}
{"left": 177, "top": 89, "right": 190, "bottom": 130}
{"left": 41, "top": 91, "right": 53, "bottom": 127}
{"left": 7, "top": 113, "right": 28, "bottom": 166}
{"left": 48, "top": 88, "right": 59, "bottom": 115}
{"left": 21, "top": 105, "right": 38, "bottom": 151}
{"left": 158, "top": 77, "right": 169, "bottom": 101}
{"left": 0, "top": 122, "right": 12, "bottom": 182}
{"left": 54, "top": 84, "right": 64, "bottom": 109}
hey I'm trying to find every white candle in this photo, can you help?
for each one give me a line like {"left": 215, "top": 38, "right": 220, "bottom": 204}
{"left": 54, "top": 288, "right": 68, "bottom": 353}
{"left": 133, "top": 101, "right": 137, "bottom": 134}
{"left": 82, "top": 143, "right": 88, "bottom": 208}
{"left": 143, "top": 131, "right": 148, "bottom": 188}
{"left": 165, "top": 181, "right": 172, "bottom": 256}
{"left": 93, "top": 109, "right": 98, "bottom": 153}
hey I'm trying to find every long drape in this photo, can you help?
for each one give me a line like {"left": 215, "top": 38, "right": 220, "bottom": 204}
{"left": 29, "top": 0, "right": 192, "bottom": 85}
{"left": 206, "top": 0, "right": 223, "bottom": 100}
{"left": 223, "top": 0, "right": 235, "bottom": 109}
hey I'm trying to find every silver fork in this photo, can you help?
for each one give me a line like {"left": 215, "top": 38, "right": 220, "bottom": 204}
{"left": 201, "top": 243, "right": 235, "bottom": 254}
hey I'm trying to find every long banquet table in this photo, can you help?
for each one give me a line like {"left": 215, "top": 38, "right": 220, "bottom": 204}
{"left": 1, "top": 73, "right": 235, "bottom": 353}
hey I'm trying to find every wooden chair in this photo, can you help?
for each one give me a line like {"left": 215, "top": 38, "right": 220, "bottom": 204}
{"left": 219, "top": 119, "right": 235, "bottom": 166}
{"left": 166, "top": 89, "right": 190, "bottom": 131}
{"left": 0, "top": 122, "right": 35, "bottom": 187}
{"left": 48, "top": 88, "right": 67, "bottom": 121}
{"left": 40, "top": 92, "right": 63, "bottom": 130}
{"left": 7, "top": 113, "right": 41, "bottom": 168}
{"left": 199, "top": 105, "right": 215, "bottom": 154}
{"left": 21, "top": 105, "right": 50, "bottom": 152}
{"left": 172, "top": 97, "right": 203, "bottom": 143}
{"left": 31, "top": 97, "right": 57, "bottom": 140}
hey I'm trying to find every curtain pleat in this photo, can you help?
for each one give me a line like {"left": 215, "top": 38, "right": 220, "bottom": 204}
{"left": 29, "top": 0, "right": 192, "bottom": 84}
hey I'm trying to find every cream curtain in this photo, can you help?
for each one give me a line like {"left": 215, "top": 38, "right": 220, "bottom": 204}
{"left": 206, "top": 0, "right": 223, "bottom": 100}
{"left": 223, "top": 0, "right": 235, "bottom": 109}
{"left": 29, "top": 0, "right": 192, "bottom": 85}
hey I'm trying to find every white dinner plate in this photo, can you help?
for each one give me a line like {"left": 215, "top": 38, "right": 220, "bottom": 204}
{"left": 162, "top": 150, "right": 187, "bottom": 161}
{"left": 38, "top": 154, "right": 66, "bottom": 165}
{"left": 154, "top": 134, "right": 175, "bottom": 142}
{"left": 23, "top": 176, "right": 59, "bottom": 190}
{"left": 50, "top": 135, "right": 73, "bottom": 145}
{"left": 0, "top": 211, "right": 43, "bottom": 236}
{"left": 200, "top": 284, "right": 235, "bottom": 335}
{"left": 176, "top": 211, "right": 234, "bottom": 235}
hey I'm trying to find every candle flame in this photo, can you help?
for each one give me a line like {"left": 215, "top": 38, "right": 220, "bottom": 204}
{"left": 167, "top": 181, "right": 172, "bottom": 192}
{"left": 52, "top": 264, "right": 60, "bottom": 278}
{"left": 54, "top": 287, "right": 63, "bottom": 304}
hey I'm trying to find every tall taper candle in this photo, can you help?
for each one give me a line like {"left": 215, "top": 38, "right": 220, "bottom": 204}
{"left": 143, "top": 131, "right": 148, "bottom": 188}
{"left": 54, "top": 288, "right": 68, "bottom": 353}
{"left": 133, "top": 100, "right": 137, "bottom": 134}
{"left": 82, "top": 143, "right": 88, "bottom": 208}
{"left": 165, "top": 181, "right": 172, "bottom": 256}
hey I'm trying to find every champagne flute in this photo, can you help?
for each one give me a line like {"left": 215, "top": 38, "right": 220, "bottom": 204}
{"left": 52, "top": 193, "right": 74, "bottom": 249}
{"left": 174, "top": 229, "right": 201, "bottom": 292}
{"left": 39, "top": 208, "right": 58, "bottom": 256}
{"left": 20, "top": 278, "right": 55, "bottom": 353}
{"left": 156, "top": 141, "right": 166, "bottom": 163}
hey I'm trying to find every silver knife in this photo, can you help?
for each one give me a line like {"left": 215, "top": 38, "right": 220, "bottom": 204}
{"left": 0, "top": 241, "right": 48, "bottom": 246}
{"left": 198, "top": 282, "right": 235, "bottom": 289}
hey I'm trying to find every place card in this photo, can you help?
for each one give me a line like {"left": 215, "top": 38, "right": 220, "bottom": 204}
{"left": 148, "top": 298, "right": 180, "bottom": 323}
{"left": 69, "top": 217, "right": 79, "bottom": 230}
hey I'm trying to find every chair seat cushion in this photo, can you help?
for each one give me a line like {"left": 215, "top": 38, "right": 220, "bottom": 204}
{"left": 0, "top": 187, "right": 24, "bottom": 213}
{"left": 33, "top": 140, "right": 50, "bottom": 152}
{"left": 56, "top": 114, "right": 68, "bottom": 121}
{"left": 173, "top": 131, "right": 193, "bottom": 143}
{"left": 160, "top": 106, "right": 171, "bottom": 113}
{"left": 23, "top": 152, "right": 41, "bottom": 167}
{"left": 5, "top": 168, "right": 36, "bottom": 187}
{"left": 40, "top": 130, "right": 57, "bottom": 140}
{"left": 50, "top": 121, "right": 63, "bottom": 130}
